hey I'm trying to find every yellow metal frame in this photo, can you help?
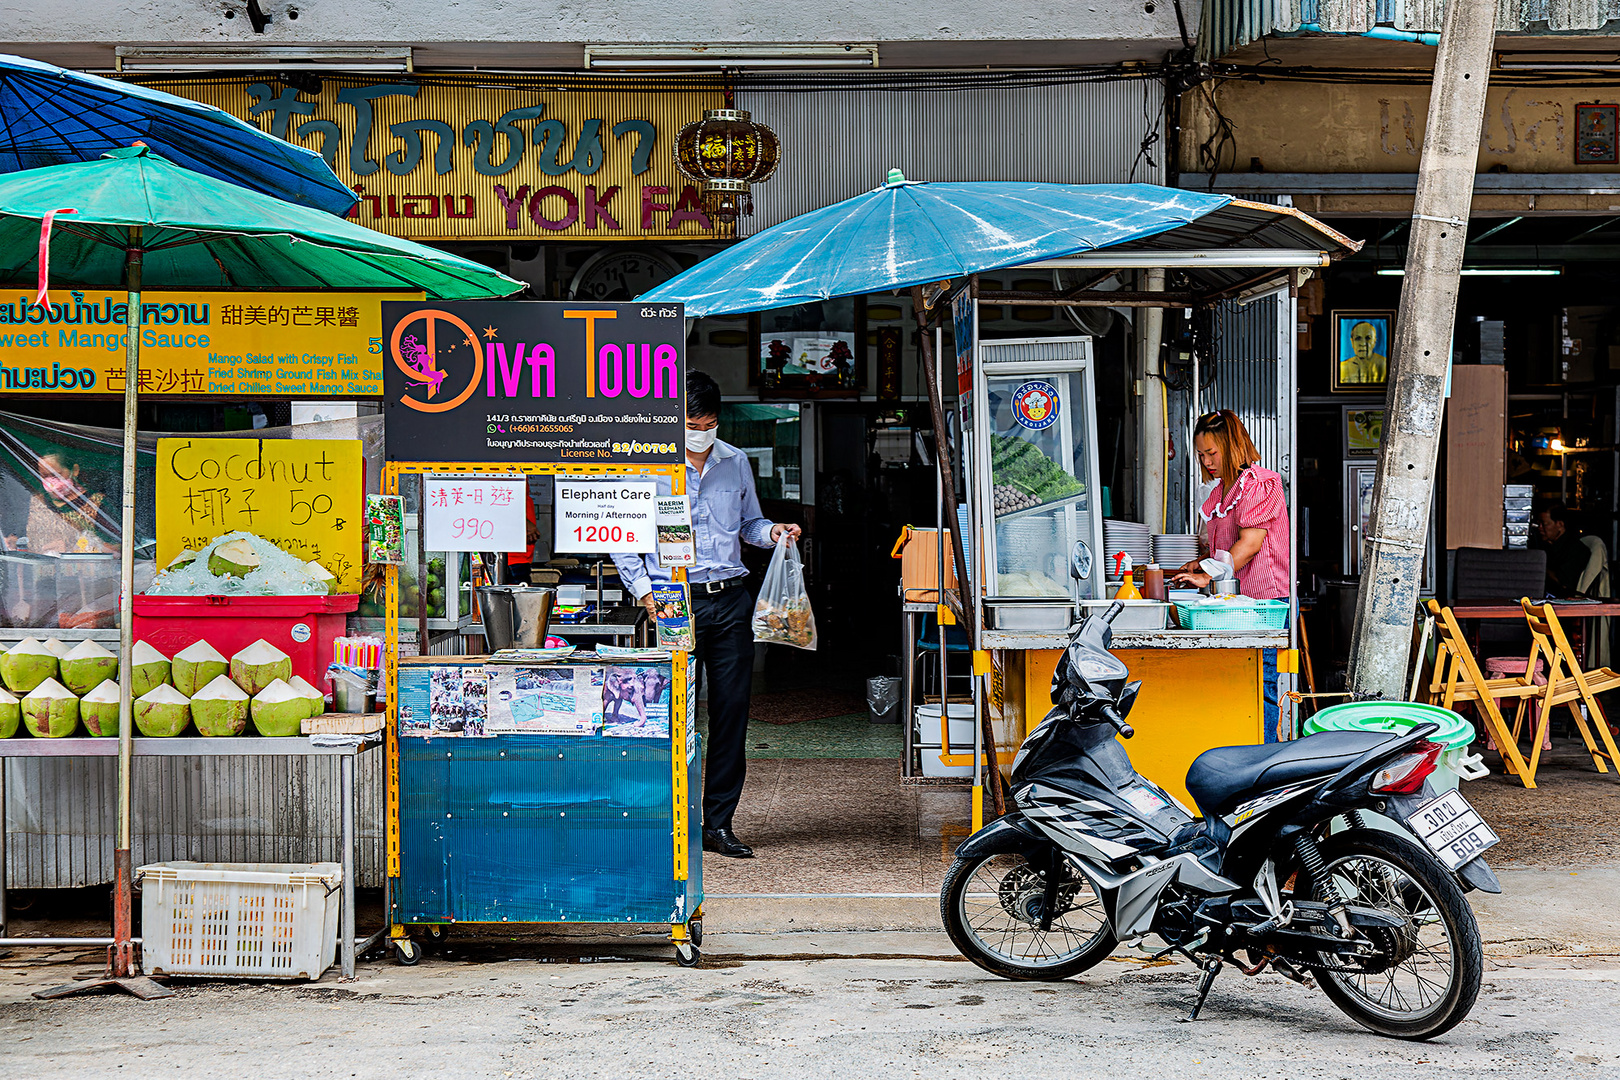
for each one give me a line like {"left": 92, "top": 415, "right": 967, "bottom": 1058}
{"left": 382, "top": 460, "right": 692, "bottom": 946}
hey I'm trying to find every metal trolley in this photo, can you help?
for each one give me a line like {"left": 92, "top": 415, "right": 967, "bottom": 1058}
{"left": 382, "top": 460, "right": 703, "bottom": 966}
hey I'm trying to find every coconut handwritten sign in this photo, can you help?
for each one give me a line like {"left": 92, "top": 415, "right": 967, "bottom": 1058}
{"left": 154, "top": 438, "right": 363, "bottom": 592}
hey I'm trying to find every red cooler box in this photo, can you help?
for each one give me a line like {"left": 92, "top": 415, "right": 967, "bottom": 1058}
{"left": 133, "top": 594, "right": 359, "bottom": 696}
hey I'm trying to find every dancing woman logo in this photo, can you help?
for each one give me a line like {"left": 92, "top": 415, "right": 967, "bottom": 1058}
{"left": 390, "top": 308, "right": 484, "bottom": 413}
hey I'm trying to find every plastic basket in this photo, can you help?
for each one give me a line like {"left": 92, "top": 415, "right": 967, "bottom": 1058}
{"left": 136, "top": 861, "right": 341, "bottom": 980}
{"left": 1173, "top": 598, "right": 1290, "bottom": 631}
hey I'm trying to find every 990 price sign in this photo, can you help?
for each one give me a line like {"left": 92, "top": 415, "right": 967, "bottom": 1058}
{"left": 554, "top": 481, "right": 657, "bottom": 555}
{"left": 423, "top": 476, "right": 528, "bottom": 552}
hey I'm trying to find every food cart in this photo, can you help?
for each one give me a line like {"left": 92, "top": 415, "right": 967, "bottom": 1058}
{"left": 380, "top": 299, "right": 704, "bottom": 965}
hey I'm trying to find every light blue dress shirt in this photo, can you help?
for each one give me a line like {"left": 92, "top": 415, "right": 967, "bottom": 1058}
{"left": 612, "top": 439, "right": 776, "bottom": 600}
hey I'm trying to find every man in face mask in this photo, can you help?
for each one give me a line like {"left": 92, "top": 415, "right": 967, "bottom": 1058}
{"left": 611, "top": 370, "right": 800, "bottom": 858}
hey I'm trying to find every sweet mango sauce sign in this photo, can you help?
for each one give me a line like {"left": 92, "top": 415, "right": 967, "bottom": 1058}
{"left": 154, "top": 438, "right": 364, "bottom": 592}
{"left": 381, "top": 300, "right": 685, "bottom": 463}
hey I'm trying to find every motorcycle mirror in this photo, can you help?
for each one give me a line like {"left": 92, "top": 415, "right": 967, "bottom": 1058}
{"left": 1070, "top": 539, "right": 1093, "bottom": 581}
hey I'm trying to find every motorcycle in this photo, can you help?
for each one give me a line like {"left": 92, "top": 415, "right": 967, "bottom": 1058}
{"left": 940, "top": 602, "right": 1498, "bottom": 1040}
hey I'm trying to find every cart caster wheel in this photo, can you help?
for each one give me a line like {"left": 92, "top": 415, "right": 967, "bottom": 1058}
{"left": 675, "top": 943, "right": 701, "bottom": 967}
{"left": 394, "top": 939, "right": 421, "bottom": 966}
{"left": 427, "top": 924, "right": 450, "bottom": 941}
{"left": 689, "top": 920, "right": 703, "bottom": 947}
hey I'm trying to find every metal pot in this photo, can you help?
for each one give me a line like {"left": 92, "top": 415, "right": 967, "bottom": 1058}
{"left": 474, "top": 585, "right": 556, "bottom": 650}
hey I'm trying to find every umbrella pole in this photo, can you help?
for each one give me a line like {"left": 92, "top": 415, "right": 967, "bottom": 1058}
{"left": 112, "top": 227, "right": 142, "bottom": 979}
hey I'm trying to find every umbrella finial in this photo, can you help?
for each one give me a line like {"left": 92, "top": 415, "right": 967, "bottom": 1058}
{"left": 886, "top": 168, "right": 906, "bottom": 186}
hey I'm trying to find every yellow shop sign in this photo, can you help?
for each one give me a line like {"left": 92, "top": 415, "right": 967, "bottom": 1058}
{"left": 142, "top": 77, "right": 728, "bottom": 241}
{"left": 0, "top": 290, "right": 404, "bottom": 396}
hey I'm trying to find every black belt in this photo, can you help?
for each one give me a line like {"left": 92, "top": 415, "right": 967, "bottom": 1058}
{"left": 690, "top": 577, "right": 745, "bottom": 595}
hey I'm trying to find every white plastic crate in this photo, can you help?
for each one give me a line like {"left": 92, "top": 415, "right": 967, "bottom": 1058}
{"left": 136, "top": 861, "right": 341, "bottom": 980}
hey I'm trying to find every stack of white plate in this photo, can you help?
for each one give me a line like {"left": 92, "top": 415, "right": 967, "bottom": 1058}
{"left": 1102, "top": 520, "right": 1152, "bottom": 576}
{"left": 1152, "top": 533, "right": 1201, "bottom": 569}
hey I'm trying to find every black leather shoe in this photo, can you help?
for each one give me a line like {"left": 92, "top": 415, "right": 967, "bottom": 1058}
{"left": 702, "top": 827, "right": 754, "bottom": 858}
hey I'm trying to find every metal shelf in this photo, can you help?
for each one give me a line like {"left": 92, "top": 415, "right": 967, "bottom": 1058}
{"left": 0, "top": 735, "right": 376, "bottom": 758}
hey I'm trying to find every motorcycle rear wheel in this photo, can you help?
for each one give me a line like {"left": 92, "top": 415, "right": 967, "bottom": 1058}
{"left": 1305, "top": 831, "right": 1483, "bottom": 1040}
{"left": 941, "top": 851, "right": 1115, "bottom": 981}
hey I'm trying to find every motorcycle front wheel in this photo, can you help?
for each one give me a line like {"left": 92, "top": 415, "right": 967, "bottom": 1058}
{"left": 1305, "top": 830, "right": 1483, "bottom": 1040}
{"left": 941, "top": 850, "right": 1115, "bottom": 981}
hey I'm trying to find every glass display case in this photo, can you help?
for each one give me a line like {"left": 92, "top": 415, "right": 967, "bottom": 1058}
{"left": 967, "top": 336, "right": 1103, "bottom": 603}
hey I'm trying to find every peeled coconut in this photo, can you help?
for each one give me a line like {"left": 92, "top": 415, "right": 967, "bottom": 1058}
{"left": 22, "top": 678, "right": 79, "bottom": 738}
{"left": 134, "top": 683, "right": 191, "bottom": 738}
{"left": 208, "top": 536, "right": 261, "bottom": 578}
{"left": 172, "top": 640, "right": 228, "bottom": 697}
{"left": 60, "top": 639, "right": 119, "bottom": 695}
{"left": 41, "top": 637, "right": 69, "bottom": 658}
{"left": 165, "top": 547, "right": 198, "bottom": 571}
{"left": 190, "top": 674, "right": 250, "bottom": 737}
{"left": 251, "top": 678, "right": 308, "bottom": 737}
{"left": 130, "top": 641, "right": 171, "bottom": 697}
{"left": 1, "top": 637, "right": 59, "bottom": 694}
{"left": 305, "top": 560, "right": 338, "bottom": 595}
{"left": 231, "top": 639, "right": 292, "bottom": 696}
{"left": 80, "top": 680, "right": 122, "bottom": 738}
{"left": 0, "top": 687, "right": 18, "bottom": 739}
{"left": 288, "top": 675, "right": 325, "bottom": 717}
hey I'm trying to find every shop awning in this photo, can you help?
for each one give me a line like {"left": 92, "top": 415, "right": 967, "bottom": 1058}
{"left": 640, "top": 178, "right": 1360, "bottom": 317}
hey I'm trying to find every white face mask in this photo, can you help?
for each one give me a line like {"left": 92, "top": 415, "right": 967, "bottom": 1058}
{"left": 685, "top": 427, "right": 717, "bottom": 453}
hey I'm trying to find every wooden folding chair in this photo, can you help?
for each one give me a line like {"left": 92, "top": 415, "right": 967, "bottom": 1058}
{"left": 1424, "top": 601, "right": 1537, "bottom": 788}
{"left": 1519, "top": 599, "right": 1620, "bottom": 782}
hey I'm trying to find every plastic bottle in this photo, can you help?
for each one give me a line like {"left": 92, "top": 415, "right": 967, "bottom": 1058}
{"left": 1113, "top": 554, "right": 1143, "bottom": 601}
{"left": 1142, "top": 562, "right": 1166, "bottom": 601}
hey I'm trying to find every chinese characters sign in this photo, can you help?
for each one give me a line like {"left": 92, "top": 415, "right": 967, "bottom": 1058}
{"left": 141, "top": 77, "right": 726, "bottom": 241}
{"left": 381, "top": 300, "right": 685, "bottom": 464}
{"left": 155, "top": 438, "right": 364, "bottom": 592}
{"left": 0, "top": 290, "right": 399, "bottom": 396}
{"left": 422, "top": 476, "right": 527, "bottom": 552}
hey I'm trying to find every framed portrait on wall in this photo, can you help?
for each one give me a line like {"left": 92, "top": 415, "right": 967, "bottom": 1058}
{"left": 1343, "top": 407, "right": 1385, "bottom": 457}
{"left": 1331, "top": 310, "right": 1394, "bottom": 393}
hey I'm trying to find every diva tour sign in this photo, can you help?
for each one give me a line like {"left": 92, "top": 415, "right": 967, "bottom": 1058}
{"left": 382, "top": 300, "right": 685, "bottom": 463}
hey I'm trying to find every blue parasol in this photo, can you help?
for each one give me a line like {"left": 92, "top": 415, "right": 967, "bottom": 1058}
{"left": 639, "top": 174, "right": 1233, "bottom": 316}
{"left": 0, "top": 53, "right": 356, "bottom": 214}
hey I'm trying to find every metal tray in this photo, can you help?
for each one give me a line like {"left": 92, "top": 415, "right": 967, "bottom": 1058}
{"left": 1079, "top": 599, "right": 1170, "bottom": 631}
{"left": 984, "top": 600, "right": 1076, "bottom": 630}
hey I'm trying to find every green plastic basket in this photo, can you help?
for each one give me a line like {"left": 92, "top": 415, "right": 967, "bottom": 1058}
{"left": 1173, "top": 598, "right": 1290, "bottom": 631}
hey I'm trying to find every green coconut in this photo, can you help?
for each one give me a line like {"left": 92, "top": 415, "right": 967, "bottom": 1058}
{"left": 134, "top": 683, "right": 191, "bottom": 738}
{"left": 60, "top": 639, "right": 118, "bottom": 695}
{"left": 231, "top": 639, "right": 292, "bottom": 696}
{"left": 130, "top": 641, "right": 171, "bottom": 698}
{"left": 251, "top": 679, "right": 308, "bottom": 737}
{"left": 0, "top": 687, "right": 18, "bottom": 739}
{"left": 1, "top": 637, "right": 59, "bottom": 694}
{"left": 172, "top": 640, "right": 228, "bottom": 697}
{"left": 288, "top": 675, "right": 325, "bottom": 717}
{"left": 190, "top": 674, "right": 250, "bottom": 737}
{"left": 207, "top": 537, "right": 261, "bottom": 578}
{"left": 165, "top": 547, "right": 198, "bottom": 571}
{"left": 80, "top": 680, "right": 122, "bottom": 738}
{"left": 22, "top": 678, "right": 79, "bottom": 738}
{"left": 304, "top": 560, "right": 338, "bottom": 595}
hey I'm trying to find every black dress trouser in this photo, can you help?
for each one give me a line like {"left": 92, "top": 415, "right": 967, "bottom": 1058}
{"left": 691, "top": 583, "right": 753, "bottom": 832}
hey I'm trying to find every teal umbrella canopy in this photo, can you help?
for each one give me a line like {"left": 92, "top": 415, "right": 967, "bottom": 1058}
{"left": 640, "top": 177, "right": 1234, "bottom": 316}
{"left": 0, "top": 146, "right": 522, "bottom": 299}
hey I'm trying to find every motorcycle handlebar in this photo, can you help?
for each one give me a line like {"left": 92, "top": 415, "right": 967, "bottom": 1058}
{"left": 1102, "top": 601, "right": 1125, "bottom": 624}
{"left": 1100, "top": 703, "right": 1134, "bottom": 739}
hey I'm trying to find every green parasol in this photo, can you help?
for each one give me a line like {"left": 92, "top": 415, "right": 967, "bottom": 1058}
{"left": 0, "top": 146, "right": 522, "bottom": 980}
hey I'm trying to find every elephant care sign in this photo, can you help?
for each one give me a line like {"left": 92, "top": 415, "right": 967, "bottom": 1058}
{"left": 381, "top": 301, "right": 685, "bottom": 464}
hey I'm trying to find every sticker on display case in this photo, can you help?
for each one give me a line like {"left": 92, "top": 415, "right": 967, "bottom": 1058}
{"left": 366, "top": 494, "right": 406, "bottom": 565}
{"left": 1010, "top": 381, "right": 1061, "bottom": 430}
{"left": 603, "top": 664, "right": 672, "bottom": 739}
{"left": 487, "top": 665, "right": 603, "bottom": 735}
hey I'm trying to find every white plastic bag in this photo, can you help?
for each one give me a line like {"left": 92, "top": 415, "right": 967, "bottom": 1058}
{"left": 752, "top": 536, "right": 817, "bottom": 650}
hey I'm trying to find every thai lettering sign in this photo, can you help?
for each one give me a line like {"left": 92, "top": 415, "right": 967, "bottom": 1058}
{"left": 0, "top": 290, "right": 399, "bottom": 396}
{"left": 381, "top": 300, "right": 685, "bottom": 464}
{"left": 143, "top": 77, "right": 726, "bottom": 241}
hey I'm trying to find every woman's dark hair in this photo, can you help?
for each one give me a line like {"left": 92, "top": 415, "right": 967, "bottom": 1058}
{"left": 687, "top": 369, "right": 722, "bottom": 420}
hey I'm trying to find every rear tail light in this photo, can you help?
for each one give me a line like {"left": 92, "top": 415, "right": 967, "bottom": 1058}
{"left": 1370, "top": 739, "right": 1443, "bottom": 795}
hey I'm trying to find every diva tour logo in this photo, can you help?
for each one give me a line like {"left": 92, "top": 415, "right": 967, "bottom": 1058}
{"left": 391, "top": 307, "right": 679, "bottom": 413}
{"left": 1011, "top": 380, "right": 1060, "bottom": 430}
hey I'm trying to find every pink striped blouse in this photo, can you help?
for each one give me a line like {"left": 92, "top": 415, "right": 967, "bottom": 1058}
{"left": 1200, "top": 465, "right": 1290, "bottom": 600}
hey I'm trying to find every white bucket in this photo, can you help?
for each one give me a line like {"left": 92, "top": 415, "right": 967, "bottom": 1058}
{"left": 914, "top": 703, "right": 975, "bottom": 749}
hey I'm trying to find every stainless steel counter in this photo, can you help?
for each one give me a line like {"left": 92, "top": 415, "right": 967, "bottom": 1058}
{"left": 981, "top": 628, "right": 1290, "bottom": 651}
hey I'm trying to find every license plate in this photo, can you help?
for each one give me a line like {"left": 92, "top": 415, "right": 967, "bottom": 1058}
{"left": 1409, "top": 789, "right": 1499, "bottom": 871}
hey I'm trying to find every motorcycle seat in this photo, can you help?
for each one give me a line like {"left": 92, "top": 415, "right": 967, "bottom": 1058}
{"left": 1185, "top": 731, "right": 1395, "bottom": 818}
